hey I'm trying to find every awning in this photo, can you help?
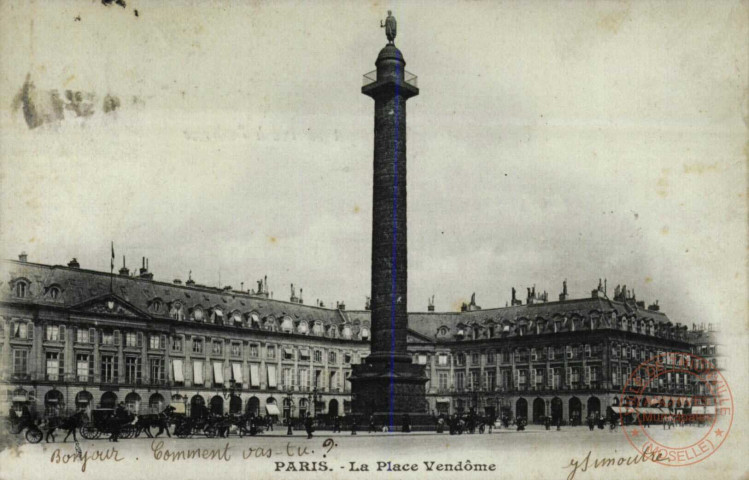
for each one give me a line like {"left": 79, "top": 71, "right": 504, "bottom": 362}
{"left": 232, "top": 363, "right": 243, "bottom": 383}
{"left": 172, "top": 359, "right": 184, "bottom": 382}
{"left": 283, "top": 348, "right": 294, "bottom": 357}
{"left": 12, "top": 396, "right": 28, "bottom": 403}
{"left": 193, "top": 361, "right": 204, "bottom": 385}
{"left": 250, "top": 364, "right": 260, "bottom": 387}
{"left": 267, "top": 365, "right": 277, "bottom": 388}
{"left": 634, "top": 407, "right": 663, "bottom": 414}
{"left": 170, "top": 403, "right": 186, "bottom": 414}
{"left": 266, "top": 404, "right": 281, "bottom": 415}
{"left": 213, "top": 362, "right": 224, "bottom": 384}
{"left": 214, "top": 310, "right": 223, "bottom": 317}
{"left": 611, "top": 406, "right": 635, "bottom": 414}
{"left": 299, "top": 348, "right": 310, "bottom": 359}
{"left": 46, "top": 398, "right": 59, "bottom": 404}
{"left": 691, "top": 406, "right": 705, "bottom": 414}
{"left": 436, "top": 398, "right": 451, "bottom": 403}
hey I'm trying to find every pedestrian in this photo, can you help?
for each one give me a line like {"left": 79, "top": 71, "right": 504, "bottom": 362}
{"left": 556, "top": 416, "right": 561, "bottom": 431}
{"left": 402, "top": 414, "right": 411, "bottom": 433}
{"left": 368, "top": 414, "right": 376, "bottom": 433}
{"left": 304, "top": 413, "right": 314, "bottom": 439}
{"left": 544, "top": 416, "right": 551, "bottom": 431}
{"left": 351, "top": 417, "right": 358, "bottom": 435}
{"left": 333, "top": 415, "right": 341, "bottom": 433}
{"left": 286, "top": 417, "right": 293, "bottom": 436}
{"left": 436, "top": 416, "right": 444, "bottom": 434}
{"left": 587, "top": 415, "right": 595, "bottom": 431}
{"left": 267, "top": 415, "right": 274, "bottom": 431}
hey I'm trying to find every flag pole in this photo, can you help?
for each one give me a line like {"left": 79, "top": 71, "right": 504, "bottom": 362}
{"left": 110, "top": 241, "right": 115, "bottom": 292}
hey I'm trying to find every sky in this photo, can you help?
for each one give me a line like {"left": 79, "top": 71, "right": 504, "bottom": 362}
{"left": 0, "top": 0, "right": 746, "bottom": 332}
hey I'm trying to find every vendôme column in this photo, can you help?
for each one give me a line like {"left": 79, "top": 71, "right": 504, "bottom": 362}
{"left": 350, "top": 12, "right": 428, "bottom": 430}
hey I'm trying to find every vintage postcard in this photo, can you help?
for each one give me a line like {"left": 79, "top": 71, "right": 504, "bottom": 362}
{"left": 0, "top": 1, "right": 747, "bottom": 479}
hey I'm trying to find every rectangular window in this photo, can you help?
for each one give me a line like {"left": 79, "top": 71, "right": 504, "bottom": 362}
{"left": 283, "top": 348, "right": 294, "bottom": 361}
{"left": 212, "top": 340, "right": 223, "bottom": 355}
{"left": 250, "top": 344, "right": 259, "bottom": 357}
{"left": 471, "top": 353, "right": 480, "bottom": 365}
{"left": 585, "top": 344, "right": 592, "bottom": 358}
{"left": 438, "top": 372, "right": 448, "bottom": 390}
{"left": 212, "top": 362, "right": 224, "bottom": 385}
{"left": 101, "top": 354, "right": 117, "bottom": 383}
{"left": 45, "top": 325, "right": 60, "bottom": 342}
{"left": 470, "top": 371, "right": 479, "bottom": 389}
{"left": 456, "top": 371, "right": 465, "bottom": 391}
{"left": 283, "top": 367, "right": 294, "bottom": 389}
{"left": 267, "top": 364, "right": 277, "bottom": 388}
{"left": 46, "top": 352, "right": 60, "bottom": 380}
{"left": 531, "top": 348, "right": 537, "bottom": 361}
{"left": 299, "top": 368, "right": 309, "bottom": 390}
{"left": 486, "top": 351, "right": 495, "bottom": 364}
{"left": 328, "top": 351, "right": 337, "bottom": 364}
{"left": 149, "top": 335, "right": 161, "bottom": 350}
{"left": 267, "top": 345, "right": 276, "bottom": 359}
{"left": 172, "top": 336, "right": 183, "bottom": 352}
{"left": 438, "top": 354, "right": 448, "bottom": 366}
{"left": 344, "top": 353, "right": 352, "bottom": 364}
{"left": 125, "top": 332, "right": 137, "bottom": 347}
{"left": 566, "top": 345, "right": 573, "bottom": 359}
{"left": 193, "top": 360, "right": 204, "bottom": 385}
{"left": 548, "top": 346, "right": 555, "bottom": 360}
{"left": 75, "top": 328, "right": 89, "bottom": 343}
{"left": 501, "top": 350, "right": 510, "bottom": 363}
{"left": 193, "top": 338, "right": 204, "bottom": 354}
{"left": 77, "top": 354, "right": 91, "bottom": 381}
{"left": 231, "top": 362, "right": 242, "bottom": 384}
{"left": 231, "top": 342, "right": 241, "bottom": 357}
{"left": 125, "top": 357, "right": 141, "bottom": 384}
{"left": 149, "top": 358, "right": 165, "bottom": 384}
{"left": 518, "top": 369, "right": 527, "bottom": 385}
{"left": 417, "top": 354, "right": 427, "bottom": 365}
{"left": 249, "top": 364, "right": 260, "bottom": 387}
{"left": 456, "top": 353, "right": 465, "bottom": 366}
{"left": 314, "top": 350, "right": 322, "bottom": 363}
{"left": 172, "top": 359, "right": 185, "bottom": 383}
{"left": 101, "top": 331, "right": 114, "bottom": 346}
{"left": 13, "top": 322, "right": 28, "bottom": 339}
{"left": 485, "top": 370, "right": 496, "bottom": 390}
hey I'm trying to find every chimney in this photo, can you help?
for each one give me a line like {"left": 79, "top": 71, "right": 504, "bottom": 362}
{"left": 173, "top": 279, "right": 182, "bottom": 285}
{"left": 139, "top": 257, "right": 153, "bottom": 280}
{"left": 18, "top": 252, "right": 28, "bottom": 263}
{"left": 186, "top": 270, "right": 195, "bottom": 286}
{"left": 119, "top": 256, "right": 130, "bottom": 276}
{"left": 338, "top": 301, "right": 346, "bottom": 310}
{"left": 299, "top": 288, "right": 303, "bottom": 304}
{"left": 428, "top": 295, "right": 435, "bottom": 312}
{"left": 647, "top": 300, "right": 660, "bottom": 311}
{"left": 365, "top": 296, "right": 371, "bottom": 310}
{"left": 636, "top": 300, "right": 645, "bottom": 309}
{"left": 68, "top": 258, "right": 80, "bottom": 268}
{"left": 558, "top": 279, "right": 568, "bottom": 302}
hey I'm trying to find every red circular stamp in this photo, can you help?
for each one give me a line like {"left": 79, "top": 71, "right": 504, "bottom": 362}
{"left": 619, "top": 352, "right": 733, "bottom": 466}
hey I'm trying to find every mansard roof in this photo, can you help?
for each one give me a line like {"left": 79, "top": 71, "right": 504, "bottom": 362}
{"left": 1, "top": 260, "right": 358, "bottom": 331}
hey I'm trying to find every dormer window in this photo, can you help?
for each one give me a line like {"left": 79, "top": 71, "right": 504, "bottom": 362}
{"left": 250, "top": 313, "right": 261, "bottom": 329}
{"left": 49, "top": 286, "right": 61, "bottom": 300}
{"left": 192, "top": 307, "right": 204, "bottom": 322}
{"left": 360, "top": 327, "right": 370, "bottom": 340}
{"left": 341, "top": 325, "right": 352, "bottom": 339}
{"left": 150, "top": 299, "right": 163, "bottom": 314}
{"left": 211, "top": 308, "right": 224, "bottom": 325}
{"left": 14, "top": 281, "right": 28, "bottom": 298}
{"left": 170, "top": 302, "right": 185, "bottom": 321}
{"left": 297, "top": 321, "right": 309, "bottom": 335}
{"left": 281, "top": 316, "right": 294, "bottom": 333}
{"left": 313, "top": 322, "right": 324, "bottom": 336}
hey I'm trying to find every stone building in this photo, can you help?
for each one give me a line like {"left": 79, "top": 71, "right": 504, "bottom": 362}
{"left": 1, "top": 255, "right": 697, "bottom": 424}
{"left": 1, "top": 255, "right": 369, "bottom": 420}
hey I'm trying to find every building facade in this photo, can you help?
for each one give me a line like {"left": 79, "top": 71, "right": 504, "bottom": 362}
{"left": 1, "top": 256, "right": 369, "bottom": 421}
{"left": 2, "top": 256, "right": 700, "bottom": 424}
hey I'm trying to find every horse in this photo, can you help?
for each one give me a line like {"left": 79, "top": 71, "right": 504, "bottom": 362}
{"left": 135, "top": 406, "right": 175, "bottom": 438}
{"left": 44, "top": 410, "right": 87, "bottom": 443}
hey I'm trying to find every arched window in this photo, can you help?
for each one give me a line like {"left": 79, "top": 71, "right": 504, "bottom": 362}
{"left": 170, "top": 302, "right": 185, "bottom": 320}
{"left": 49, "top": 286, "right": 61, "bottom": 300}
{"left": 192, "top": 307, "right": 204, "bottom": 322}
{"left": 341, "top": 325, "right": 352, "bottom": 339}
{"left": 281, "top": 316, "right": 294, "bottom": 333}
{"left": 14, "top": 281, "right": 28, "bottom": 298}
{"left": 150, "top": 299, "right": 163, "bottom": 314}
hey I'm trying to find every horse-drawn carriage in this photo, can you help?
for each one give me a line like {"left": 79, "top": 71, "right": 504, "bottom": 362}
{"left": 173, "top": 413, "right": 262, "bottom": 438}
{"left": 80, "top": 409, "right": 136, "bottom": 440}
